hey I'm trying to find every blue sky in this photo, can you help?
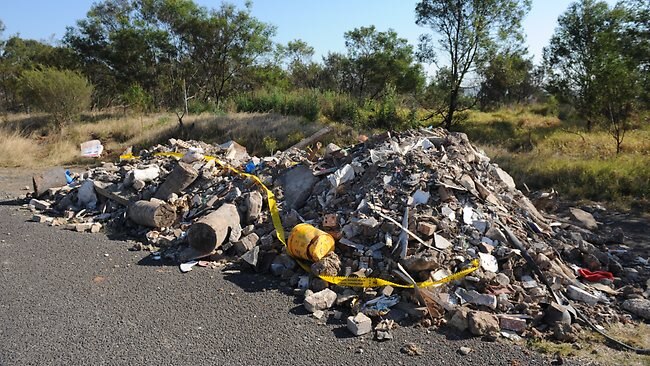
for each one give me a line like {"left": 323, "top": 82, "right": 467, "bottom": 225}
{"left": 1, "top": 0, "right": 617, "bottom": 66}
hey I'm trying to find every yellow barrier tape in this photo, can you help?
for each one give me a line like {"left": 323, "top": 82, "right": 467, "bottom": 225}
{"left": 120, "top": 151, "right": 479, "bottom": 288}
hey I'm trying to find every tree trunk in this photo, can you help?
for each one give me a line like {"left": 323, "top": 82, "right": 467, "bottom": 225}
{"left": 127, "top": 200, "right": 176, "bottom": 228}
{"left": 154, "top": 162, "right": 198, "bottom": 200}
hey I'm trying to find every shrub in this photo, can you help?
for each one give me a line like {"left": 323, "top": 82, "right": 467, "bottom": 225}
{"left": 20, "top": 67, "right": 93, "bottom": 130}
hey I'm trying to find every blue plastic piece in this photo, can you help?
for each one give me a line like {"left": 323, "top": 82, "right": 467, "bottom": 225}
{"left": 244, "top": 161, "right": 256, "bottom": 173}
{"left": 65, "top": 169, "right": 75, "bottom": 184}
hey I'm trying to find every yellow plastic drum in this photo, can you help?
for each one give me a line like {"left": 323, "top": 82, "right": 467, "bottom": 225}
{"left": 287, "top": 223, "right": 335, "bottom": 262}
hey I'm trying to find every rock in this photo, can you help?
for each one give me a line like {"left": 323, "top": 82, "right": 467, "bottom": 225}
{"left": 417, "top": 222, "right": 436, "bottom": 236}
{"left": 278, "top": 165, "right": 317, "bottom": 210}
{"left": 90, "top": 223, "right": 102, "bottom": 233}
{"left": 622, "top": 299, "right": 650, "bottom": 320}
{"left": 456, "top": 288, "right": 498, "bottom": 309}
{"left": 448, "top": 307, "right": 471, "bottom": 331}
{"left": 567, "top": 285, "right": 599, "bottom": 306}
{"left": 241, "top": 246, "right": 260, "bottom": 268}
{"left": 270, "top": 253, "right": 296, "bottom": 276}
{"left": 311, "top": 252, "right": 341, "bottom": 276}
{"left": 304, "top": 288, "right": 337, "bottom": 313}
{"left": 544, "top": 302, "right": 572, "bottom": 326}
{"left": 311, "top": 310, "right": 325, "bottom": 319}
{"left": 499, "top": 316, "right": 527, "bottom": 333}
{"left": 491, "top": 166, "right": 516, "bottom": 190}
{"left": 233, "top": 233, "right": 259, "bottom": 255}
{"left": 494, "top": 273, "right": 510, "bottom": 287}
{"left": 31, "top": 214, "right": 50, "bottom": 223}
{"left": 468, "top": 311, "right": 499, "bottom": 336}
{"left": 434, "top": 233, "right": 452, "bottom": 249}
{"left": 458, "top": 346, "right": 472, "bottom": 355}
{"left": 244, "top": 191, "right": 263, "bottom": 223}
{"left": 569, "top": 207, "right": 598, "bottom": 231}
{"left": 401, "top": 255, "right": 438, "bottom": 272}
{"left": 347, "top": 313, "right": 372, "bottom": 336}
{"left": 29, "top": 199, "right": 50, "bottom": 211}
{"left": 553, "top": 322, "right": 577, "bottom": 342}
{"left": 77, "top": 179, "right": 98, "bottom": 209}
{"left": 478, "top": 253, "right": 498, "bottom": 272}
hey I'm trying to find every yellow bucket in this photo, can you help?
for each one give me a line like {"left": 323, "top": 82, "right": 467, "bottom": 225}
{"left": 287, "top": 223, "right": 335, "bottom": 262}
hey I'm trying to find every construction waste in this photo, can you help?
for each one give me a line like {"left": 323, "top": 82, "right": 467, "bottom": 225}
{"left": 25, "top": 128, "right": 650, "bottom": 347}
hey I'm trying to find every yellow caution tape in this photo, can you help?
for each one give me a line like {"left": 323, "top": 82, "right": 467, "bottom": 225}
{"left": 119, "top": 151, "right": 479, "bottom": 288}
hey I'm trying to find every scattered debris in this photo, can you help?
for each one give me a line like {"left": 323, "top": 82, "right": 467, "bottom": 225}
{"left": 22, "top": 128, "right": 649, "bottom": 350}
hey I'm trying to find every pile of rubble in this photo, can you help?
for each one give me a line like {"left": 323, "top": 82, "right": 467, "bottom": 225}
{"left": 26, "top": 128, "right": 649, "bottom": 345}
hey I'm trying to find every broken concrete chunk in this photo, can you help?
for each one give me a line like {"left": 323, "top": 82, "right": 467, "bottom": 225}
{"left": 244, "top": 191, "right": 263, "bottom": 223}
{"left": 233, "top": 233, "right": 259, "bottom": 255}
{"left": 434, "top": 233, "right": 452, "bottom": 249}
{"left": 499, "top": 316, "right": 527, "bottom": 333}
{"left": 566, "top": 285, "right": 599, "bottom": 306}
{"left": 622, "top": 299, "right": 650, "bottom": 320}
{"left": 278, "top": 165, "right": 317, "bottom": 210}
{"left": 304, "top": 288, "right": 337, "bottom": 313}
{"left": 347, "top": 313, "right": 372, "bottom": 336}
{"left": 569, "top": 207, "right": 598, "bottom": 231}
{"left": 468, "top": 311, "right": 499, "bottom": 336}
{"left": 491, "top": 165, "right": 516, "bottom": 190}
{"left": 417, "top": 222, "right": 436, "bottom": 236}
{"left": 29, "top": 199, "right": 50, "bottom": 211}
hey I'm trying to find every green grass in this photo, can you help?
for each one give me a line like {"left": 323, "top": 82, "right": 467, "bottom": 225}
{"left": 455, "top": 106, "right": 650, "bottom": 207}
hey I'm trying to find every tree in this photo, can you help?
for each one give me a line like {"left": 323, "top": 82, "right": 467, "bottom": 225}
{"left": 342, "top": 26, "right": 424, "bottom": 99}
{"left": 477, "top": 50, "right": 538, "bottom": 109}
{"left": 543, "top": 0, "right": 615, "bottom": 130}
{"left": 0, "top": 37, "right": 74, "bottom": 111}
{"left": 546, "top": 0, "right": 643, "bottom": 152}
{"left": 415, "top": 0, "right": 531, "bottom": 128}
{"left": 20, "top": 67, "right": 93, "bottom": 130}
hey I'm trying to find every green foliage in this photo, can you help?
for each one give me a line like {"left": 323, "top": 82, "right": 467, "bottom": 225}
{"left": 416, "top": 0, "right": 532, "bottom": 128}
{"left": 234, "top": 89, "right": 320, "bottom": 122}
{"left": 262, "top": 136, "right": 278, "bottom": 154}
{"left": 320, "top": 26, "right": 425, "bottom": 100}
{"left": 122, "top": 84, "right": 151, "bottom": 115}
{"left": 478, "top": 50, "right": 540, "bottom": 109}
{"left": 545, "top": 0, "right": 644, "bottom": 151}
{"left": 19, "top": 67, "right": 93, "bottom": 129}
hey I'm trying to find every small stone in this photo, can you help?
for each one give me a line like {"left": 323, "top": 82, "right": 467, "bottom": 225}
{"left": 347, "top": 313, "right": 372, "bottom": 336}
{"left": 417, "top": 222, "right": 436, "bottom": 236}
{"left": 569, "top": 207, "right": 598, "bottom": 231}
{"left": 458, "top": 346, "right": 472, "bottom": 355}
{"left": 304, "top": 288, "right": 337, "bottom": 313}
{"left": 468, "top": 311, "right": 499, "bottom": 336}
{"left": 544, "top": 302, "right": 571, "bottom": 326}
{"left": 553, "top": 322, "right": 577, "bottom": 342}
{"left": 448, "top": 306, "right": 471, "bottom": 331}
{"left": 233, "top": 233, "right": 259, "bottom": 255}
{"left": 90, "top": 223, "right": 102, "bottom": 233}
{"left": 31, "top": 214, "right": 49, "bottom": 223}
{"left": 311, "top": 310, "right": 325, "bottom": 319}
{"left": 400, "top": 342, "right": 422, "bottom": 356}
{"left": 434, "top": 233, "right": 452, "bottom": 249}
{"left": 494, "top": 273, "right": 510, "bottom": 287}
{"left": 132, "top": 179, "right": 146, "bottom": 191}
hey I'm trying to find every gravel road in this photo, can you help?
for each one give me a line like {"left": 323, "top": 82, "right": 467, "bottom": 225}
{"left": 0, "top": 167, "right": 600, "bottom": 366}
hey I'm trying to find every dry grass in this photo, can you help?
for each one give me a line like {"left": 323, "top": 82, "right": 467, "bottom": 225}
{"left": 0, "top": 111, "right": 342, "bottom": 167}
{"left": 528, "top": 323, "right": 650, "bottom": 366}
